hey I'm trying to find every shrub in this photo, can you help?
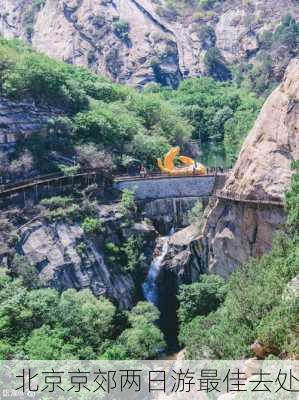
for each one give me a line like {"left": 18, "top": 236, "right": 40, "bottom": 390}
{"left": 10, "top": 255, "right": 40, "bottom": 289}
{"left": 121, "top": 236, "right": 145, "bottom": 273}
{"left": 119, "top": 189, "right": 137, "bottom": 219}
{"left": 197, "top": 25, "right": 216, "bottom": 49}
{"left": 58, "top": 164, "right": 80, "bottom": 177}
{"left": 204, "top": 47, "right": 232, "bottom": 81}
{"left": 199, "top": 0, "right": 217, "bottom": 10}
{"left": 113, "top": 20, "right": 130, "bottom": 41}
{"left": 41, "top": 196, "right": 73, "bottom": 210}
{"left": 178, "top": 275, "right": 227, "bottom": 325}
{"left": 82, "top": 217, "right": 103, "bottom": 234}
{"left": 187, "top": 200, "right": 203, "bottom": 226}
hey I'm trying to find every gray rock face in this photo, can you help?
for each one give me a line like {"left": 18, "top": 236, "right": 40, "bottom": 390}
{"left": 15, "top": 202, "right": 158, "bottom": 309}
{"left": 20, "top": 220, "right": 136, "bottom": 309}
{"left": 1, "top": 0, "right": 298, "bottom": 87}
{"left": 0, "top": 96, "right": 62, "bottom": 149}
{"left": 142, "top": 197, "right": 201, "bottom": 234}
{"left": 201, "top": 59, "right": 299, "bottom": 278}
{"left": 162, "top": 224, "right": 204, "bottom": 284}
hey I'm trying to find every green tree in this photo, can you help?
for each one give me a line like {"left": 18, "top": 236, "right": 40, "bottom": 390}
{"left": 178, "top": 275, "right": 227, "bottom": 325}
{"left": 285, "top": 161, "right": 299, "bottom": 231}
{"left": 24, "top": 325, "right": 75, "bottom": 360}
{"left": 10, "top": 255, "right": 40, "bottom": 289}
{"left": 117, "top": 322, "right": 165, "bottom": 359}
{"left": 198, "top": 25, "right": 216, "bottom": 49}
{"left": 117, "top": 302, "right": 165, "bottom": 359}
{"left": 57, "top": 289, "right": 116, "bottom": 354}
{"left": 204, "top": 47, "right": 232, "bottom": 81}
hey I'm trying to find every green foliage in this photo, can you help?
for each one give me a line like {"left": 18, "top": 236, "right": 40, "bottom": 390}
{"left": 103, "top": 302, "right": 165, "bottom": 359}
{"left": 199, "top": 0, "right": 217, "bottom": 10}
{"left": 256, "top": 295, "right": 298, "bottom": 355}
{"left": 178, "top": 275, "right": 227, "bottom": 325}
{"left": 121, "top": 236, "right": 145, "bottom": 274}
{"left": 82, "top": 217, "right": 103, "bottom": 234}
{"left": 9, "top": 255, "right": 40, "bottom": 289}
{"left": 73, "top": 103, "right": 141, "bottom": 149}
{"left": 197, "top": 25, "right": 216, "bottom": 49}
{"left": 240, "top": 15, "right": 299, "bottom": 96}
{"left": 117, "top": 322, "right": 165, "bottom": 359}
{"left": 119, "top": 189, "right": 137, "bottom": 221}
{"left": 0, "top": 41, "right": 88, "bottom": 111}
{"left": 113, "top": 20, "right": 130, "bottom": 41}
{"left": 40, "top": 196, "right": 73, "bottom": 210}
{"left": 0, "top": 272, "right": 120, "bottom": 359}
{"left": 40, "top": 195, "right": 82, "bottom": 222}
{"left": 180, "top": 169, "right": 299, "bottom": 359}
{"left": 128, "top": 301, "right": 160, "bottom": 326}
{"left": 104, "top": 242, "right": 121, "bottom": 264}
{"left": 163, "top": 77, "right": 262, "bottom": 164}
{"left": 0, "top": 35, "right": 266, "bottom": 195}
{"left": 58, "top": 164, "right": 80, "bottom": 176}
{"left": 204, "top": 47, "right": 232, "bottom": 82}
{"left": 181, "top": 235, "right": 299, "bottom": 359}
{"left": 187, "top": 200, "right": 203, "bottom": 226}
{"left": 245, "top": 52, "right": 275, "bottom": 96}
{"left": 0, "top": 37, "right": 261, "bottom": 169}
{"left": 180, "top": 157, "right": 299, "bottom": 360}
{"left": 285, "top": 161, "right": 299, "bottom": 231}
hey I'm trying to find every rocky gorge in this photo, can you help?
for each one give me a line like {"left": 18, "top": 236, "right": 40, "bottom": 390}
{"left": 0, "top": 2, "right": 298, "bottom": 359}
{"left": 1, "top": 59, "right": 298, "bottom": 349}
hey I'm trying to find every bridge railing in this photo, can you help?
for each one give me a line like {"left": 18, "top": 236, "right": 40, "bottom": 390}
{"left": 215, "top": 190, "right": 284, "bottom": 206}
{"left": 0, "top": 169, "right": 100, "bottom": 195}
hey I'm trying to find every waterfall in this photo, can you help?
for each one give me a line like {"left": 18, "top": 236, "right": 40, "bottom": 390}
{"left": 142, "top": 229, "right": 173, "bottom": 306}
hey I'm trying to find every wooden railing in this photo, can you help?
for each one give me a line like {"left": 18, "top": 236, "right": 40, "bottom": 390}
{"left": 215, "top": 190, "right": 284, "bottom": 207}
{"left": 0, "top": 169, "right": 99, "bottom": 196}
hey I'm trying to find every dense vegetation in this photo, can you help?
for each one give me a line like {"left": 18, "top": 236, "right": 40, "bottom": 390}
{"left": 179, "top": 162, "right": 299, "bottom": 359}
{"left": 0, "top": 273, "right": 165, "bottom": 359}
{"left": 0, "top": 183, "right": 165, "bottom": 359}
{"left": 0, "top": 37, "right": 262, "bottom": 175}
{"left": 160, "top": 77, "right": 262, "bottom": 163}
{"left": 0, "top": 37, "right": 190, "bottom": 172}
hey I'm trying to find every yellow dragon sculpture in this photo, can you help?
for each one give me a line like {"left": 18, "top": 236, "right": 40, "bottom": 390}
{"left": 157, "top": 147, "right": 206, "bottom": 176}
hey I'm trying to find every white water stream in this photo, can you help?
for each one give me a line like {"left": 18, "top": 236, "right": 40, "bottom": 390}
{"left": 142, "top": 229, "right": 174, "bottom": 306}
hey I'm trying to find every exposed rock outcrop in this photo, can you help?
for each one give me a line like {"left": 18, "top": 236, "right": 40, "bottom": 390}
{"left": 202, "top": 59, "right": 299, "bottom": 278}
{"left": 161, "top": 224, "right": 203, "bottom": 284}
{"left": 1, "top": 0, "right": 298, "bottom": 87}
{"left": 0, "top": 96, "right": 62, "bottom": 149}
{"left": 142, "top": 197, "right": 201, "bottom": 234}
{"left": 20, "top": 220, "right": 136, "bottom": 309}
{"left": 9, "top": 202, "right": 158, "bottom": 309}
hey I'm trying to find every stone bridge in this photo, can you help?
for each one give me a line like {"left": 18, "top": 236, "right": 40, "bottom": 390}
{"left": 114, "top": 174, "right": 225, "bottom": 200}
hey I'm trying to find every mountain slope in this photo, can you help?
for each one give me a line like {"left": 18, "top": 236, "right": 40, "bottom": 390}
{"left": 0, "top": 0, "right": 298, "bottom": 87}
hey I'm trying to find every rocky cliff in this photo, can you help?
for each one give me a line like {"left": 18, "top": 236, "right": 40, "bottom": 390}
{"left": 202, "top": 58, "right": 299, "bottom": 277}
{"left": 0, "top": 201, "right": 158, "bottom": 309}
{"left": 0, "top": 0, "right": 298, "bottom": 87}
{"left": 0, "top": 96, "right": 62, "bottom": 150}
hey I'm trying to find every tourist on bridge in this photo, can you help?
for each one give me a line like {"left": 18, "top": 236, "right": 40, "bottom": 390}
{"left": 140, "top": 164, "right": 147, "bottom": 178}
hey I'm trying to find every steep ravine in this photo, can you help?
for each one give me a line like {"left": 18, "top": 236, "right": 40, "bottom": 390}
{"left": 144, "top": 59, "right": 299, "bottom": 351}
